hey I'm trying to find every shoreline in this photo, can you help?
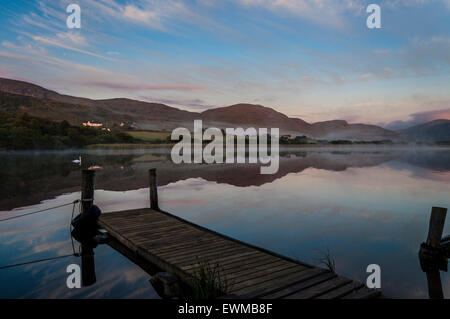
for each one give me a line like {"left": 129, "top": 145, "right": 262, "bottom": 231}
{"left": 0, "top": 142, "right": 450, "bottom": 153}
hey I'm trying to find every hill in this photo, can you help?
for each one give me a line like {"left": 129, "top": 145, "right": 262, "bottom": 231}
{"left": 0, "top": 77, "right": 399, "bottom": 141}
{"left": 400, "top": 119, "right": 450, "bottom": 142}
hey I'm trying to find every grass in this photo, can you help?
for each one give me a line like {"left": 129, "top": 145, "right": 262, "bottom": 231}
{"left": 125, "top": 130, "right": 171, "bottom": 142}
{"left": 190, "top": 258, "right": 232, "bottom": 299}
{"left": 316, "top": 248, "right": 336, "bottom": 273}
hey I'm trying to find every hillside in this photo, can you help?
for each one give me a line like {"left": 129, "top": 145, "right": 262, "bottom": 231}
{"left": 310, "top": 120, "right": 397, "bottom": 140}
{"left": 0, "top": 77, "right": 400, "bottom": 141}
{"left": 0, "top": 111, "right": 136, "bottom": 149}
{"left": 0, "top": 78, "right": 198, "bottom": 126}
{"left": 400, "top": 119, "right": 450, "bottom": 142}
{"left": 200, "top": 104, "right": 312, "bottom": 132}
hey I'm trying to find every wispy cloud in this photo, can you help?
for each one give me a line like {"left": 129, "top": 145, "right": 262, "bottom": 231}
{"left": 87, "top": 81, "right": 206, "bottom": 91}
{"left": 31, "top": 35, "right": 114, "bottom": 61}
{"left": 236, "top": 0, "right": 365, "bottom": 29}
{"left": 139, "top": 96, "right": 217, "bottom": 110}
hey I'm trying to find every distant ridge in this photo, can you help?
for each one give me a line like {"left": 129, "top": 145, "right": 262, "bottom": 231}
{"left": 5, "top": 76, "right": 447, "bottom": 141}
{"left": 400, "top": 119, "right": 450, "bottom": 142}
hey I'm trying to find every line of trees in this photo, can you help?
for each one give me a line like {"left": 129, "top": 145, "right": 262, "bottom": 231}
{"left": 0, "top": 112, "right": 136, "bottom": 150}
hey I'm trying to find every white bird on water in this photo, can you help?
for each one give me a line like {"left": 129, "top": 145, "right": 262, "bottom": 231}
{"left": 72, "top": 156, "right": 82, "bottom": 165}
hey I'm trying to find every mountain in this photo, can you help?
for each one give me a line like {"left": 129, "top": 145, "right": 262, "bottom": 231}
{"left": 200, "top": 104, "right": 312, "bottom": 132}
{"left": 200, "top": 104, "right": 396, "bottom": 140}
{"left": 0, "top": 78, "right": 198, "bottom": 127}
{"left": 310, "top": 120, "right": 396, "bottom": 140}
{"left": 0, "top": 77, "right": 398, "bottom": 140}
{"left": 400, "top": 119, "right": 450, "bottom": 142}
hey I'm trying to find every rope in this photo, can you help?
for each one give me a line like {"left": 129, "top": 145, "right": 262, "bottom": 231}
{"left": 0, "top": 254, "right": 76, "bottom": 270}
{"left": 0, "top": 200, "right": 80, "bottom": 222}
{"left": 0, "top": 201, "right": 82, "bottom": 270}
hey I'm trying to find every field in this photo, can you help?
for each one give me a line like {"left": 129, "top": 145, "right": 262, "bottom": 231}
{"left": 125, "top": 130, "right": 172, "bottom": 142}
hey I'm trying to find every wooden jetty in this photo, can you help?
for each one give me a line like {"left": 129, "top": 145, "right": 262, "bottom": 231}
{"left": 87, "top": 169, "right": 382, "bottom": 299}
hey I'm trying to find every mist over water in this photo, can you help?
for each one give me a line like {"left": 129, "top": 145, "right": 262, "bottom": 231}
{"left": 0, "top": 146, "right": 449, "bottom": 298}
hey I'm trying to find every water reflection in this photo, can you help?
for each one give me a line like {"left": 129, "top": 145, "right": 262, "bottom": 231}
{"left": 2, "top": 147, "right": 450, "bottom": 211}
{"left": 0, "top": 147, "right": 449, "bottom": 298}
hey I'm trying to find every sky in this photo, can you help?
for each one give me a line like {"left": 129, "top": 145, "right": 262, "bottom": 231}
{"left": 0, "top": 0, "right": 449, "bottom": 128}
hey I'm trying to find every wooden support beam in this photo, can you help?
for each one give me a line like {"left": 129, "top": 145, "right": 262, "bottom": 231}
{"left": 425, "top": 270, "right": 444, "bottom": 299}
{"left": 149, "top": 168, "right": 159, "bottom": 210}
{"left": 426, "top": 207, "right": 447, "bottom": 249}
{"left": 81, "top": 169, "right": 95, "bottom": 215}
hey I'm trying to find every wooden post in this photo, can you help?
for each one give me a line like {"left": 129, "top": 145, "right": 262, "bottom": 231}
{"left": 426, "top": 270, "right": 444, "bottom": 299}
{"left": 81, "top": 169, "right": 95, "bottom": 215}
{"left": 81, "top": 245, "right": 96, "bottom": 287}
{"left": 426, "top": 207, "right": 447, "bottom": 249}
{"left": 149, "top": 168, "right": 159, "bottom": 210}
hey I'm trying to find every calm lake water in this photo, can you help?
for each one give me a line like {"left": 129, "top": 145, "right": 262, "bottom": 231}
{"left": 0, "top": 147, "right": 449, "bottom": 298}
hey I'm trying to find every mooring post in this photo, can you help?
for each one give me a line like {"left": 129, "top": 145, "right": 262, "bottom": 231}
{"left": 81, "top": 244, "right": 96, "bottom": 287}
{"left": 426, "top": 207, "right": 447, "bottom": 249}
{"left": 425, "top": 269, "right": 444, "bottom": 299}
{"left": 81, "top": 169, "right": 95, "bottom": 215}
{"left": 149, "top": 168, "right": 159, "bottom": 210}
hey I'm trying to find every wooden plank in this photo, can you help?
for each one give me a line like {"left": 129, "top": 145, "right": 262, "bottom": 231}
{"left": 182, "top": 251, "right": 263, "bottom": 272}
{"left": 219, "top": 255, "right": 282, "bottom": 273}
{"left": 146, "top": 236, "right": 225, "bottom": 254}
{"left": 130, "top": 229, "right": 203, "bottom": 245}
{"left": 123, "top": 223, "right": 194, "bottom": 237}
{"left": 315, "top": 281, "right": 364, "bottom": 299}
{"left": 284, "top": 276, "right": 352, "bottom": 299}
{"left": 222, "top": 260, "right": 290, "bottom": 278}
{"left": 230, "top": 266, "right": 307, "bottom": 293}
{"left": 259, "top": 272, "right": 336, "bottom": 299}
{"left": 113, "top": 219, "right": 184, "bottom": 232}
{"left": 341, "top": 287, "right": 381, "bottom": 299}
{"left": 228, "top": 263, "right": 301, "bottom": 285}
{"left": 139, "top": 232, "right": 217, "bottom": 251}
{"left": 173, "top": 246, "right": 253, "bottom": 266}
{"left": 238, "top": 267, "right": 327, "bottom": 298}
{"left": 157, "top": 240, "right": 238, "bottom": 259}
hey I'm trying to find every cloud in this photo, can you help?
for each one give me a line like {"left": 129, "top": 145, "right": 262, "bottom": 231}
{"left": 31, "top": 35, "right": 114, "bottom": 61}
{"left": 123, "top": 5, "right": 161, "bottom": 27}
{"left": 55, "top": 32, "right": 88, "bottom": 47}
{"left": 86, "top": 81, "right": 206, "bottom": 91}
{"left": 383, "top": 108, "right": 450, "bottom": 130}
{"left": 237, "top": 0, "right": 365, "bottom": 28}
{"left": 139, "top": 96, "right": 216, "bottom": 110}
{"left": 139, "top": 96, "right": 218, "bottom": 110}
{"left": 385, "top": 0, "right": 450, "bottom": 9}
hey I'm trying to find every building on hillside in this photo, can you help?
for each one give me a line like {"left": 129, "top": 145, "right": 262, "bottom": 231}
{"left": 83, "top": 121, "right": 103, "bottom": 127}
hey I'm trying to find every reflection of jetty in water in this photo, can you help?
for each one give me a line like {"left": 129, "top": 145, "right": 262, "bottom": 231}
{"left": 1, "top": 148, "right": 450, "bottom": 210}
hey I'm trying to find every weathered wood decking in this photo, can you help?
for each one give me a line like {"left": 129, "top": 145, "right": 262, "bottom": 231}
{"left": 98, "top": 208, "right": 381, "bottom": 299}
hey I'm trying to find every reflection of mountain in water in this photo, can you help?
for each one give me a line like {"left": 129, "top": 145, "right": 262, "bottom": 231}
{"left": 1, "top": 148, "right": 450, "bottom": 211}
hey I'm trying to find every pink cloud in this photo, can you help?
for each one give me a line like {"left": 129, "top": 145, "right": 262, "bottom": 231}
{"left": 86, "top": 81, "right": 206, "bottom": 91}
{"left": 411, "top": 108, "right": 450, "bottom": 122}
